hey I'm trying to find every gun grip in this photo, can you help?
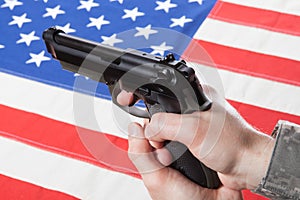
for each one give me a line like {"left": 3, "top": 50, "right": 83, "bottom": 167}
{"left": 146, "top": 103, "right": 221, "bottom": 189}
{"left": 165, "top": 141, "right": 221, "bottom": 188}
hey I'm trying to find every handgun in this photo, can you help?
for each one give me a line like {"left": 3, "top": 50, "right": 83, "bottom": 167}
{"left": 42, "top": 27, "right": 221, "bottom": 189}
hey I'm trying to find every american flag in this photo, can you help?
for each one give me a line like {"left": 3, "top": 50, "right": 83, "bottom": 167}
{"left": 0, "top": 0, "right": 299, "bottom": 199}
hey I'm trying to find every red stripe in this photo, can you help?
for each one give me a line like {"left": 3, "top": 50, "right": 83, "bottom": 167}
{"left": 0, "top": 104, "right": 139, "bottom": 179}
{"left": 2, "top": 100, "right": 300, "bottom": 156}
{"left": 228, "top": 100, "right": 300, "bottom": 134}
{"left": 1, "top": 100, "right": 300, "bottom": 159}
{"left": 0, "top": 174, "right": 78, "bottom": 199}
{"left": 209, "top": 1, "right": 300, "bottom": 36}
{"left": 183, "top": 40, "right": 300, "bottom": 86}
{"left": 1, "top": 103, "right": 300, "bottom": 200}
{"left": 242, "top": 190, "right": 269, "bottom": 200}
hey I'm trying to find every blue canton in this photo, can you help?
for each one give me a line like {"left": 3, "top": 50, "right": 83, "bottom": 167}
{"left": 0, "top": 0, "right": 216, "bottom": 99}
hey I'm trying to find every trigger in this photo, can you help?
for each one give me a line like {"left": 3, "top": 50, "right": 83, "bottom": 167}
{"left": 128, "top": 94, "right": 139, "bottom": 107}
{"left": 109, "top": 85, "right": 150, "bottom": 119}
{"left": 125, "top": 94, "right": 150, "bottom": 118}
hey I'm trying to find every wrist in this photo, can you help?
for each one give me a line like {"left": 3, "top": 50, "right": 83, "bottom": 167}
{"left": 238, "top": 129, "right": 275, "bottom": 189}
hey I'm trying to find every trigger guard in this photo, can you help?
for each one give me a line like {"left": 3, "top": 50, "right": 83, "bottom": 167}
{"left": 119, "top": 105, "right": 150, "bottom": 119}
{"left": 109, "top": 85, "right": 149, "bottom": 118}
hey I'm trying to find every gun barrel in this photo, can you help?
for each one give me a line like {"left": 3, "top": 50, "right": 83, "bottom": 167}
{"left": 43, "top": 27, "right": 127, "bottom": 81}
{"left": 43, "top": 27, "right": 177, "bottom": 86}
{"left": 43, "top": 27, "right": 124, "bottom": 61}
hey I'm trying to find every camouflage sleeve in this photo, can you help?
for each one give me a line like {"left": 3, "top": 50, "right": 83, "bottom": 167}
{"left": 253, "top": 120, "right": 300, "bottom": 199}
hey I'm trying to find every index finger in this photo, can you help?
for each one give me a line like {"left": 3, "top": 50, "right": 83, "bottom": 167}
{"left": 116, "top": 90, "right": 135, "bottom": 106}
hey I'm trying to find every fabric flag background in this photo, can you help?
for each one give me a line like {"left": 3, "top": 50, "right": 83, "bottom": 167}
{"left": 0, "top": 0, "right": 299, "bottom": 199}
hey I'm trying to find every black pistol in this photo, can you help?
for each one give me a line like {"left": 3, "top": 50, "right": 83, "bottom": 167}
{"left": 42, "top": 27, "right": 221, "bottom": 189}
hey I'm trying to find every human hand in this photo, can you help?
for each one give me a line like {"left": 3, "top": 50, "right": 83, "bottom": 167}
{"left": 128, "top": 122, "right": 243, "bottom": 200}
{"left": 118, "top": 86, "right": 275, "bottom": 199}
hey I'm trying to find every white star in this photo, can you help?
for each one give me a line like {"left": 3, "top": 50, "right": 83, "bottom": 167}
{"left": 56, "top": 23, "right": 76, "bottom": 33}
{"left": 110, "top": 0, "right": 124, "bottom": 4}
{"left": 43, "top": 5, "right": 65, "bottom": 19}
{"left": 0, "top": 44, "right": 4, "bottom": 49}
{"left": 122, "top": 7, "right": 145, "bottom": 21}
{"left": 155, "top": 0, "right": 177, "bottom": 13}
{"left": 101, "top": 34, "right": 123, "bottom": 46}
{"left": 77, "top": 0, "right": 99, "bottom": 12}
{"left": 170, "top": 16, "right": 193, "bottom": 28}
{"left": 26, "top": 51, "right": 51, "bottom": 67}
{"left": 134, "top": 24, "right": 158, "bottom": 40}
{"left": 150, "top": 42, "right": 173, "bottom": 56}
{"left": 43, "top": 0, "right": 48, "bottom": 2}
{"left": 16, "top": 31, "right": 40, "bottom": 46}
{"left": 8, "top": 13, "right": 32, "bottom": 28}
{"left": 87, "top": 15, "right": 110, "bottom": 30}
{"left": 1, "top": 0, "right": 23, "bottom": 10}
{"left": 188, "top": 0, "right": 203, "bottom": 5}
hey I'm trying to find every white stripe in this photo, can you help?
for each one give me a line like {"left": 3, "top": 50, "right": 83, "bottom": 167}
{"left": 1, "top": 70, "right": 300, "bottom": 126}
{"left": 195, "top": 18, "right": 300, "bottom": 62}
{"left": 221, "top": 70, "right": 300, "bottom": 115}
{"left": 0, "top": 72, "right": 143, "bottom": 139}
{"left": 221, "top": 0, "right": 300, "bottom": 16}
{"left": 0, "top": 135, "right": 150, "bottom": 200}
{"left": 192, "top": 63, "right": 300, "bottom": 116}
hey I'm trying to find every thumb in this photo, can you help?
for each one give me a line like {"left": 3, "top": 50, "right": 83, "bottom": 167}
{"left": 127, "top": 122, "right": 212, "bottom": 200}
{"left": 127, "top": 122, "right": 163, "bottom": 173}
